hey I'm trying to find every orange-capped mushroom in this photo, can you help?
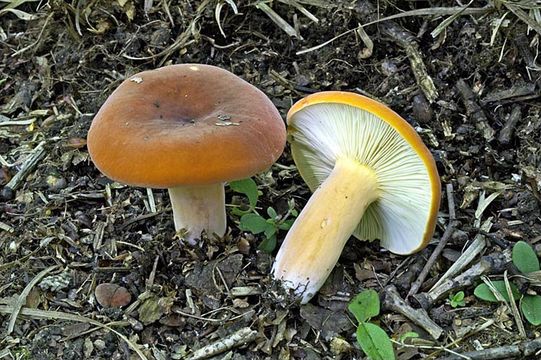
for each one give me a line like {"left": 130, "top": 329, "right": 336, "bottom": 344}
{"left": 88, "top": 64, "right": 286, "bottom": 244}
{"left": 272, "top": 91, "right": 441, "bottom": 303}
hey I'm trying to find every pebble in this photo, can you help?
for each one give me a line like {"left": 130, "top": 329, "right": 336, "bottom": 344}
{"left": 95, "top": 283, "right": 132, "bottom": 308}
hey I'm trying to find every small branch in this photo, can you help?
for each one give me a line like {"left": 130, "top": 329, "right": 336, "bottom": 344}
{"left": 456, "top": 79, "right": 495, "bottom": 141}
{"left": 481, "top": 83, "right": 536, "bottom": 106}
{"left": 414, "top": 249, "right": 512, "bottom": 308}
{"left": 429, "top": 233, "right": 486, "bottom": 292}
{"left": 447, "top": 183, "right": 456, "bottom": 223}
{"left": 436, "top": 337, "right": 541, "bottom": 360}
{"left": 186, "top": 327, "right": 258, "bottom": 360}
{"left": 354, "top": 1, "right": 438, "bottom": 102}
{"left": 408, "top": 184, "right": 457, "bottom": 297}
{"left": 498, "top": 105, "right": 521, "bottom": 145}
{"left": 408, "top": 222, "right": 457, "bottom": 298}
{"left": 382, "top": 285, "right": 444, "bottom": 339}
{"left": 3, "top": 140, "right": 46, "bottom": 195}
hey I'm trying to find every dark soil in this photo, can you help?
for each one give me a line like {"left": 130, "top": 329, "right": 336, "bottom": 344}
{"left": 1, "top": 1, "right": 541, "bottom": 359}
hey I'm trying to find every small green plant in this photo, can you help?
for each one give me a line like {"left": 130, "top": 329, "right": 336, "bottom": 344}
{"left": 348, "top": 289, "right": 395, "bottom": 360}
{"left": 229, "top": 178, "right": 260, "bottom": 215}
{"left": 448, "top": 291, "right": 466, "bottom": 308}
{"left": 13, "top": 347, "right": 32, "bottom": 360}
{"left": 229, "top": 178, "right": 298, "bottom": 253}
{"left": 473, "top": 240, "right": 541, "bottom": 326}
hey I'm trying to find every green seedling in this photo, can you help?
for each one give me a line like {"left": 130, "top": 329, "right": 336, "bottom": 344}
{"left": 473, "top": 241, "right": 541, "bottom": 326}
{"left": 448, "top": 291, "right": 465, "bottom": 308}
{"left": 348, "top": 289, "right": 395, "bottom": 360}
{"left": 229, "top": 178, "right": 298, "bottom": 253}
{"left": 229, "top": 178, "right": 260, "bottom": 215}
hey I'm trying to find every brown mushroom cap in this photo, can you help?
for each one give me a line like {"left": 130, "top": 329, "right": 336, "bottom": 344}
{"left": 87, "top": 64, "right": 286, "bottom": 188}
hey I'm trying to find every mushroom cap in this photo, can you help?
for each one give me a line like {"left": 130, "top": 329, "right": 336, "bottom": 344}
{"left": 287, "top": 91, "right": 441, "bottom": 255}
{"left": 87, "top": 64, "right": 286, "bottom": 188}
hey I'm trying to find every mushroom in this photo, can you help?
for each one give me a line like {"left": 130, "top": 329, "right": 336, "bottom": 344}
{"left": 272, "top": 91, "right": 441, "bottom": 303}
{"left": 87, "top": 64, "right": 286, "bottom": 244}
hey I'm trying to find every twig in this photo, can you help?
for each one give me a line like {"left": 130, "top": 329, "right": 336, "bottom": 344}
{"left": 429, "top": 233, "right": 486, "bottom": 292}
{"left": 407, "top": 222, "right": 457, "bottom": 297}
{"left": 498, "top": 105, "right": 521, "bottom": 145}
{"left": 186, "top": 327, "right": 257, "bottom": 360}
{"left": 408, "top": 184, "right": 457, "bottom": 297}
{"left": 355, "top": 1, "right": 438, "bottom": 102}
{"left": 146, "top": 188, "right": 156, "bottom": 213}
{"left": 7, "top": 265, "right": 60, "bottom": 334}
{"left": 481, "top": 83, "right": 536, "bottom": 106}
{"left": 3, "top": 140, "right": 46, "bottom": 193}
{"left": 382, "top": 285, "right": 444, "bottom": 339}
{"left": 447, "top": 183, "right": 456, "bottom": 223}
{"left": 456, "top": 79, "right": 495, "bottom": 141}
{"left": 436, "top": 337, "right": 541, "bottom": 360}
{"left": 146, "top": 255, "right": 159, "bottom": 288}
{"left": 414, "top": 249, "right": 512, "bottom": 308}
{"left": 504, "top": 270, "right": 526, "bottom": 338}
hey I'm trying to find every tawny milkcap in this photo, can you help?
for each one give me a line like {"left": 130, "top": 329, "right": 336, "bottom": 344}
{"left": 272, "top": 91, "right": 440, "bottom": 303}
{"left": 87, "top": 64, "right": 286, "bottom": 244}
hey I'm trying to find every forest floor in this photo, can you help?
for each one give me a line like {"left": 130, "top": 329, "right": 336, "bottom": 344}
{"left": 1, "top": 0, "right": 541, "bottom": 359}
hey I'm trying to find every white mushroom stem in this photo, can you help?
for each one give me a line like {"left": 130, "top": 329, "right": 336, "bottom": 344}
{"left": 168, "top": 183, "right": 226, "bottom": 245}
{"left": 272, "top": 157, "right": 379, "bottom": 303}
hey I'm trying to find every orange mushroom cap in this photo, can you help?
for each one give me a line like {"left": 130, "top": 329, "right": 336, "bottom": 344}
{"left": 87, "top": 64, "right": 286, "bottom": 188}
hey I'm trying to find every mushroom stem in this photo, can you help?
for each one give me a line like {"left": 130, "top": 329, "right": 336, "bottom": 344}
{"left": 168, "top": 183, "right": 226, "bottom": 245}
{"left": 272, "top": 157, "right": 379, "bottom": 303}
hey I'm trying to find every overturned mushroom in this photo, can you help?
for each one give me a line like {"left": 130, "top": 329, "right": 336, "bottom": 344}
{"left": 88, "top": 64, "right": 286, "bottom": 244}
{"left": 272, "top": 91, "right": 441, "bottom": 303}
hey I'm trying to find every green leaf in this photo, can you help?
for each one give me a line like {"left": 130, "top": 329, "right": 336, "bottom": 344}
{"left": 229, "top": 178, "right": 259, "bottom": 209}
{"left": 239, "top": 214, "right": 267, "bottom": 234}
{"left": 263, "top": 223, "right": 277, "bottom": 238}
{"left": 230, "top": 207, "right": 249, "bottom": 216}
{"left": 348, "top": 289, "right": 380, "bottom": 323}
{"left": 258, "top": 234, "right": 277, "bottom": 253}
{"left": 449, "top": 291, "right": 465, "bottom": 308}
{"left": 266, "top": 207, "right": 278, "bottom": 219}
{"left": 474, "top": 281, "right": 520, "bottom": 303}
{"left": 512, "top": 241, "right": 540, "bottom": 274}
{"left": 278, "top": 219, "right": 294, "bottom": 230}
{"left": 356, "top": 322, "right": 395, "bottom": 360}
{"left": 521, "top": 295, "right": 541, "bottom": 326}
